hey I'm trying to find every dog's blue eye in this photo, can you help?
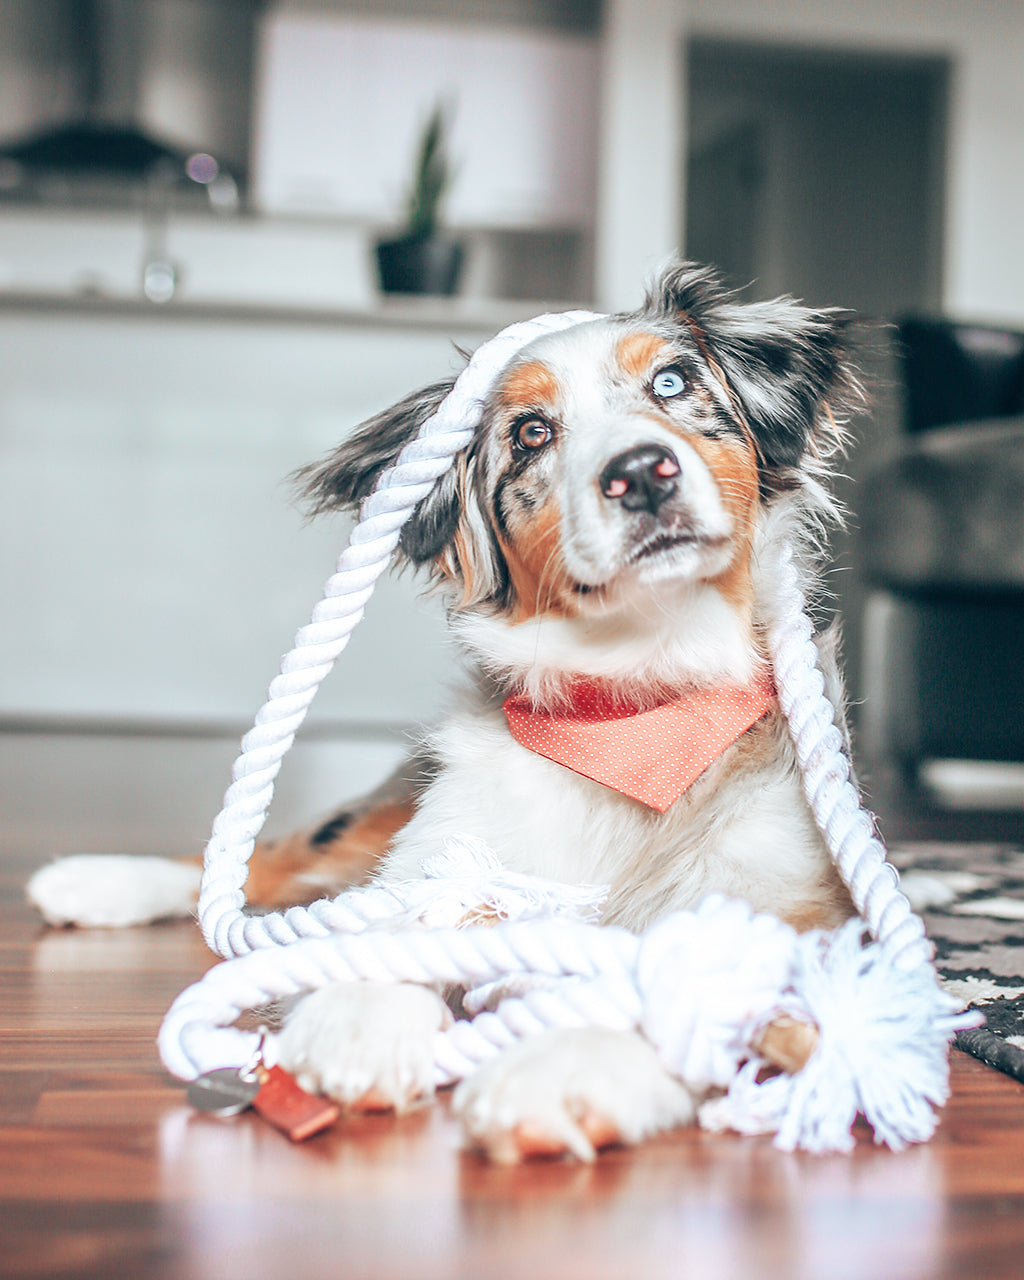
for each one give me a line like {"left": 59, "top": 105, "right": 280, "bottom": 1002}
{"left": 652, "top": 368, "right": 687, "bottom": 398}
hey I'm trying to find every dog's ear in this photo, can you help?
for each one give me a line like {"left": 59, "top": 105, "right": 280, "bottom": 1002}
{"left": 296, "top": 378, "right": 464, "bottom": 563}
{"left": 648, "top": 261, "right": 857, "bottom": 472}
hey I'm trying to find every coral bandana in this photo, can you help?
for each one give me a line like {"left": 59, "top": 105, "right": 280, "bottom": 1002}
{"left": 503, "top": 671, "right": 776, "bottom": 812}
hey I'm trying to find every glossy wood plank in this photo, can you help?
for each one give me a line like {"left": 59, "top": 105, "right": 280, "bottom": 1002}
{"left": 2, "top": 848, "right": 1023, "bottom": 1280}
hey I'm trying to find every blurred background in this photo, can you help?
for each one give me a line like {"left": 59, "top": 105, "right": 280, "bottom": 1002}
{"left": 2, "top": 0, "right": 1023, "bottom": 862}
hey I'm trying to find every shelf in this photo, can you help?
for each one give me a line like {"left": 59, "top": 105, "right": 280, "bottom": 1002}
{"left": 0, "top": 288, "right": 591, "bottom": 333}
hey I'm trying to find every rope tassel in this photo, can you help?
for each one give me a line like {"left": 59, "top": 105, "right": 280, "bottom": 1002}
{"left": 699, "top": 919, "right": 975, "bottom": 1152}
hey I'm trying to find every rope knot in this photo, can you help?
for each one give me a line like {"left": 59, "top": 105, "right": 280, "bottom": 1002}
{"left": 636, "top": 895, "right": 797, "bottom": 1091}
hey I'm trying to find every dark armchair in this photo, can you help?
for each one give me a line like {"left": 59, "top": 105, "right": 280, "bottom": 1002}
{"left": 856, "top": 316, "right": 1024, "bottom": 789}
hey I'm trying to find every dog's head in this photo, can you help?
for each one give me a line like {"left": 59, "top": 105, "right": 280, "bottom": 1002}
{"left": 301, "top": 262, "right": 857, "bottom": 695}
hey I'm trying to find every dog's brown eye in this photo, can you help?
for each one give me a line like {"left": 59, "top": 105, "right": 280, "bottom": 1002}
{"left": 514, "top": 418, "right": 553, "bottom": 450}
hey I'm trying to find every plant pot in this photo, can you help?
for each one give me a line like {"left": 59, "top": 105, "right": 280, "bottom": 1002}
{"left": 375, "top": 233, "right": 465, "bottom": 296}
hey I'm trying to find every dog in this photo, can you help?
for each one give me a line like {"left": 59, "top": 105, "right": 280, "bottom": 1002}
{"left": 29, "top": 261, "right": 862, "bottom": 1161}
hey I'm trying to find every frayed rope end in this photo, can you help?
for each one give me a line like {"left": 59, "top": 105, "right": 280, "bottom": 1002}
{"left": 699, "top": 918, "right": 983, "bottom": 1153}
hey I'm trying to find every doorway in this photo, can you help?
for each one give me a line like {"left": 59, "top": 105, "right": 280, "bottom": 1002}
{"left": 685, "top": 40, "right": 950, "bottom": 318}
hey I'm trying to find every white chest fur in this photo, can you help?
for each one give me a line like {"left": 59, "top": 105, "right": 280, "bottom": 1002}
{"left": 380, "top": 694, "right": 834, "bottom": 933}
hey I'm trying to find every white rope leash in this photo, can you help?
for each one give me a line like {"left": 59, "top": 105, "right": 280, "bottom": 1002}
{"left": 762, "top": 540, "right": 928, "bottom": 970}
{"left": 160, "top": 305, "right": 955, "bottom": 1151}
{"left": 160, "top": 882, "right": 806, "bottom": 1085}
{"left": 163, "top": 886, "right": 639, "bottom": 1083}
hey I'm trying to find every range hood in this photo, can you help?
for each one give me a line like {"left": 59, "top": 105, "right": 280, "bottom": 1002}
{"left": 0, "top": 0, "right": 254, "bottom": 209}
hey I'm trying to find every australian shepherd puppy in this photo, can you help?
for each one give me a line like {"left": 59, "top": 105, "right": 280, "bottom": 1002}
{"left": 29, "top": 261, "right": 861, "bottom": 1161}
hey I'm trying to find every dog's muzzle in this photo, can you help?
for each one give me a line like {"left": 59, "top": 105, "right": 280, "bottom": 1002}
{"left": 599, "top": 444, "right": 681, "bottom": 515}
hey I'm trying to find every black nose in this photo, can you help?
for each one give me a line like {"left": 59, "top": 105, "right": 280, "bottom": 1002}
{"left": 599, "top": 444, "right": 681, "bottom": 514}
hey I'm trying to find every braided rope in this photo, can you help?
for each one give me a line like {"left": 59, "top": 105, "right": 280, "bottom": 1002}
{"left": 762, "top": 541, "right": 930, "bottom": 971}
{"left": 171, "top": 305, "right": 935, "bottom": 1095}
{"left": 160, "top": 914, "right": 639, "bottom": 1081}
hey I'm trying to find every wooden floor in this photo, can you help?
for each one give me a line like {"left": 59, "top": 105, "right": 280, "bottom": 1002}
{"left": 3, "top": 848, "right": 1024, "bottom": 1280}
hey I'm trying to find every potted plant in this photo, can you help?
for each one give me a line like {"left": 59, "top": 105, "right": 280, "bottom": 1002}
{"left": 375, "top": 102, "right": 464, "bottom": 296}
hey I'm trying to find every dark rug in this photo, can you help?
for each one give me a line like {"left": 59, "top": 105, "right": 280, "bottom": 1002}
{"left": 891, "top": 843, "right": 1024, "bottom": 1083}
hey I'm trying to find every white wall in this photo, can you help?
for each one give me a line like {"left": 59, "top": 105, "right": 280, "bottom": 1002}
{"left": 597, "top": 0, "right": 1024, "bottom": 324}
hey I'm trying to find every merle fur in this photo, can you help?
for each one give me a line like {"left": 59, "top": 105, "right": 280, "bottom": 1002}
{"left": 644, "top": 261, "right": 856, "bottom": 474}
{"left": 310, "top": 810, "right": 354, "bottom": 848}
{"left": 297, "top": 261, "right": 857, "bottom": 586}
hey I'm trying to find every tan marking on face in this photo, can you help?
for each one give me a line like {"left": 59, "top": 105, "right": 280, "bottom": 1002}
{"left": 642, "top": 331, "right": 766, "bottom": 613}
{"left": 498, "top": 360, "right": 561, "bottom": 412}
{"left": 498, "top": 498, "right": 579, "bottom": 623}
{"left": 615, "top": 331, "right": 672, "bottom": 381}
{"left": 686, "top": 433, "right": 761, "bottom": 613}
{"left": 444, "top": 523, "right": 478, "bottom": 603}
{"left": 493, "top": 363, "right": 577, "bottom": 621}
{"left": 429, "top": 454, "right": 492, "bottom": 609}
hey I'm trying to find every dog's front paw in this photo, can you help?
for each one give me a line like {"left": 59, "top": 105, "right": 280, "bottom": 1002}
{"left": 454, "top": 1027, "right": 695, "bottom": 1163}
{"left": 271, "top": 982, "right": 450, "bottom": 1112}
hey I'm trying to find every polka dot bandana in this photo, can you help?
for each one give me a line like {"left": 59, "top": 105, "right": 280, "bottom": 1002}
{"left": 503, "top": 670, "right": 776, "bottom": 812}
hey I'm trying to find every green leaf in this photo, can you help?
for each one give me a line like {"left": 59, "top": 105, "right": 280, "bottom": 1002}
{"left": 405, "top": 100, "right": 454, "bottom": 239}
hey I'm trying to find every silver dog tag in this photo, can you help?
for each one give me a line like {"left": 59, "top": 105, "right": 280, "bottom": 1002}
{"left": 186, "top": 1067, "right": 261, "bottom": 1117}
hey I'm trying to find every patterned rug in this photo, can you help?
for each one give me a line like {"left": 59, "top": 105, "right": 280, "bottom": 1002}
{"left": 892, "top": 843, "right": 1024, "bottom": 1083}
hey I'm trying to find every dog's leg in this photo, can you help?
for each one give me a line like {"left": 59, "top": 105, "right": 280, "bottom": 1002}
{"left": 26, "top": 752, "right": 431, "bottom": 927}
{"left": 240, "top": 794, "right": 416, "bottom": 909}
{"left": 454, "top": 1028, "right": 695, "bottom": 1163}
{"left": 271, "top": 981, "right": 451, "bottom": 1111}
